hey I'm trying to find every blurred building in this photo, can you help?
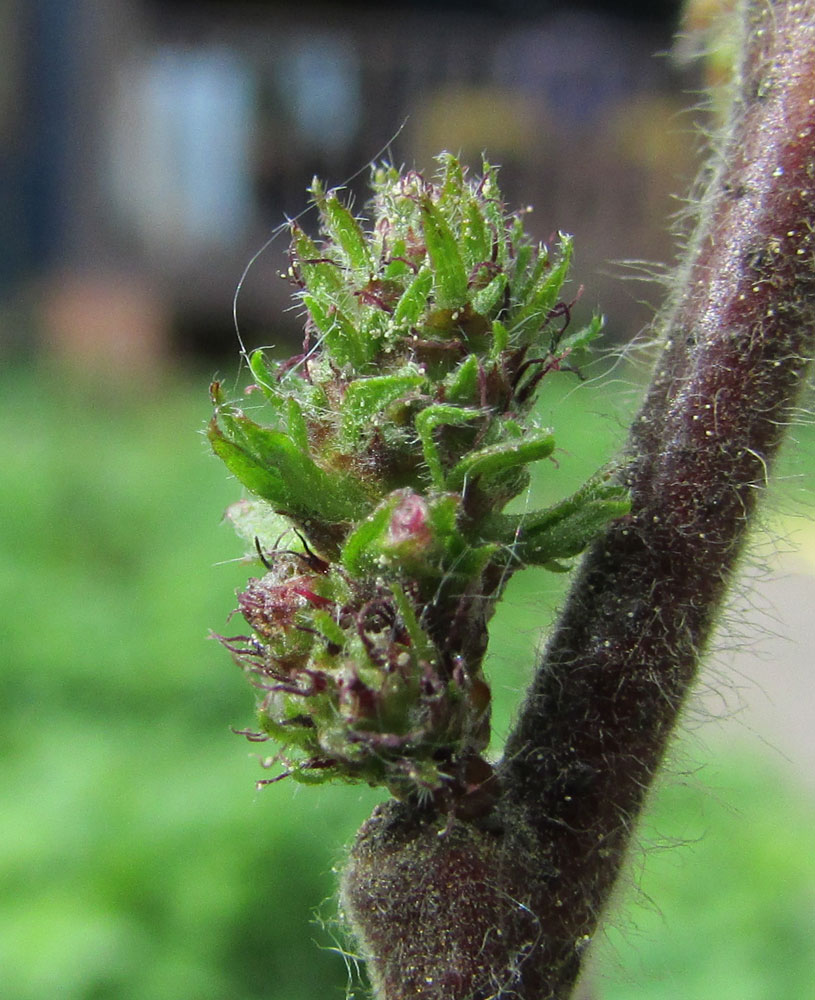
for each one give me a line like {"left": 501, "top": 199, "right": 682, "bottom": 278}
{"left": 2, "top": 0, "right": 693, "bottom": 368}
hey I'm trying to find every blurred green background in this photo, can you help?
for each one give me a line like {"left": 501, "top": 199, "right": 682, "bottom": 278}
{"left": 3, "top": 1, "right": 815, "bottom": 997}
{"left": 2, "top": 358, "right": 813, "bottom": 1000}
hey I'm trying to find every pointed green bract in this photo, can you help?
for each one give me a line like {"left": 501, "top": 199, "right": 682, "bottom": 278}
{"left": 209, "top": 396, "right": 368, "bottom": 524}
{"left": 446, "top": 430, "right": 556, "bottom": 492}
{"left": 485, "top": 475, "right": 631, "bottom": 567}
{"left": 321, "top": 194, "right": 373, "bottom": 275}
{"left": 462, "top": 198, "right": 491, "bottom": 268}
{"left": 420, "top": 199, "right": 469, "bottom": 310}
{"left": 516, "top": 234, "right": 574, "bottom": 328}
{"left": 393, "top": 269, "right": 433, "bottom": 326}
{"left": 303, "top": 294, "right": 370, "bottom": 369}
{"left": 471, "top": 272, "right": 508, "bottom": 316}
{"left": 292, "top": 228, "right": 344, "bottom": 298}
{"left": 341, "top": 373, "right": 425, "bottom": 448}
{"left": 210, "top": 155, "right": 628, "bottom": 800}
{"left": 443, "top": 354, "right": 479, "bottom": 405}
{"left": 285, "top": 398, "right": 309, "bottom": 452}
{"left": 415, "top": 404, "right": 483, "bottom": 489}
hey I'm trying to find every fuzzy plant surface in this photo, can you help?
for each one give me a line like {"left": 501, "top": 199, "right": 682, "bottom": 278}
{"left": 338, "top": 2, "right": 815, "bottom": 998}
{"left": 210, "top": 155, "right": 629, "bottom": 812}
{"left": 211, "top": 4, "right": 815, "bottom": 986}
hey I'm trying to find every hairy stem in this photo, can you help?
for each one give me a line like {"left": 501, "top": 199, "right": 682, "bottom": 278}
{"left": 501, "top": 0, "right": 815, "bottom": 985}
{"left": 342, "top": 2, "right": 815, "bottom": 997}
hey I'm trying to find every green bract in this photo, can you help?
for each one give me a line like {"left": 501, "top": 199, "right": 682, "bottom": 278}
{"left": 210, "top": 155, "right": 629, "bottom": 810}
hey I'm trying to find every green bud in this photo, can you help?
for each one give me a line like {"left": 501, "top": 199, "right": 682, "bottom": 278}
{"left": 211, "top": 154, "right": 630, "bottom": 812}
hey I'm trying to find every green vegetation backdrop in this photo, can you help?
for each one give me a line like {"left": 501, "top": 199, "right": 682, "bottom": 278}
{"left": 1, "top": 361, "right": 813, "bottom": 998}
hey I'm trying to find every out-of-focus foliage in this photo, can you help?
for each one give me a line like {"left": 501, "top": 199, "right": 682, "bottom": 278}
{"left": 0, "top": 363, "right": 381, "bottom": 1000}
{"left": 1, "top": 363, "right": 813, "bottom": 998}
{"left": 599, "top": 760, "right": 815, "bottom": 999}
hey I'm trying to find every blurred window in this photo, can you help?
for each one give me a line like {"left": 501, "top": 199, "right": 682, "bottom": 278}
{"left": 107, "top": 45, "right": 255, "bottom": 252}
{"left": 274, "top": 34, "right": 361, "bottom": 156}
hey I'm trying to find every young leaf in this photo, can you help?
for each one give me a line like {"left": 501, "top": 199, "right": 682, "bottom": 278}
{"left": 248, "top": 350, "right": 282, "bottom": 404}
{"left": 292, "top": 228, "right": 344, "bottom": 298}
{"left": 414, "top": 404, "right": 483, "bottom": 489}
{"left": 484, "top": 477, "right": 631, "bottom": 565}
{"left": 443, "top": 354, "right": 480, "bottom": 406}
{"left": 480, "top": 161, "right": 509, "bottom": 268}
{"left": 515, "top": 234, "right": 574, "bottom": 329}
{"left": 446, "top": 430, "right": 555, "bottom": 492}
{"left": 393, "top": 269, "right": 433, "bottom": 327}
{"left": 471, "top": 273, "right": 508, "bottom": 317}
{"left": 341, "top": 373, "right": 425, "bottom": 447}
{"left": 303, "top": 294, "right": 369, "bottom": 369}
{"left": 321, "top": 195, "right": 373, "bottom": 275}
{"left": 438, "top": 152, "right": 465, "bottom": 209}
{"left": 340, "top": 498, "right": 395, "bottom": 578}
{"left": 511, "top": 244, "right": 548, "bottom": 309}
{"left": 390, "top": 583, "right": 436, "bottom": 664}
{"left": 490, "top": 319, "right": 509, "bottom": 358}
{"left": 209, "top": 410, "right": 367, "bottom": 523}
{"left": 559, "top": 312, "right": 604, "bottom": 356}
{"left": 461, "top": 197, "right": 491, "bottom": 268}
{"left": 420, "top": 199, "right": 469, "bottom": 310}
{"left": 508, "top": 490, "right": 630, "bottom": 565}
{"left": 286, "top": 397, "right": 310, "bottom": 452}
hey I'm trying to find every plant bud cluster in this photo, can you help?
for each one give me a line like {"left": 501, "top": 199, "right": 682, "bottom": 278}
{"left": 210, "top": 155, "right": 629, "bottom": 808}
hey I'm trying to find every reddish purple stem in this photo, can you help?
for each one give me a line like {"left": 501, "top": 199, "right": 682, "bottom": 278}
{"left": 343, "top": 5, "right": 815, "bottom": 998}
